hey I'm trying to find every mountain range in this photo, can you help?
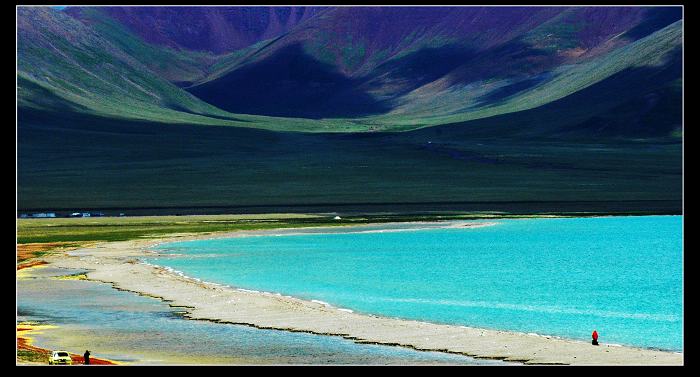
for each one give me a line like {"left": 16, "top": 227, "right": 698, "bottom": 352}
{"left": 17, "top": 6, "right": 683, "bottom": 213}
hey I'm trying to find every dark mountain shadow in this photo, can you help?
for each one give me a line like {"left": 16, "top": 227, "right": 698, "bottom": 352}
{"left": 187, "top": 43, "right": 392, "bottom": 119}
{"left": 187, "top": 41, "right": 558, "bottom": 119}
{"left": 172, "top": 81, "right": 195, "bottom": 88}
{"left": 362, "top": 44, "right": 478, "bottom": 98}
{"left": 440, "top": 39, "right": 556, "bottom": 88}
{"left": 361, "top": 39, "right": 558, "bottom": 105}
{"left": 623, "top": 7, "right": 682, "bottom": 40}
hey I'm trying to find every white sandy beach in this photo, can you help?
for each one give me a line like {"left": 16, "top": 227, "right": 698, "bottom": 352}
{"left": 38, "top": 222, "right": 683, "bottom": 365}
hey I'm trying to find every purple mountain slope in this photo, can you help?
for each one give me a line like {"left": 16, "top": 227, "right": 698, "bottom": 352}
{"left": 51, "top": 6, "right": 682, "bottom": 123}
{"left": 68, "top": 6, "right": 326, "bottom": 54}
{"left": 201, "top": 7, "right": 662, "bottom": 75}
{"left": 182, "top": 6, "right": 680, "bottom": 118}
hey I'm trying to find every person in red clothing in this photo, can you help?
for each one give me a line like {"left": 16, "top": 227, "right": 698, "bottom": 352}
{"left": 592, "top": 330, "right": 599, "bottom": 345}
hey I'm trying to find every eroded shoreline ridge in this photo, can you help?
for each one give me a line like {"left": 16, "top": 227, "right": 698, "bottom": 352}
{"left": 40, "top": 222, "right": 682, "bottom": 366}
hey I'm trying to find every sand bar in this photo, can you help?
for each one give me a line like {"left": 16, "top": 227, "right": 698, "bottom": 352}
{"left": 40, "top": 222, "right": 683, "bottom": 365}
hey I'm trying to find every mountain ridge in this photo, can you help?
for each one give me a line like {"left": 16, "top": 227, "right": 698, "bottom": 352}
{"left": 18, "top": 6, "right": 682, "bottom": 135}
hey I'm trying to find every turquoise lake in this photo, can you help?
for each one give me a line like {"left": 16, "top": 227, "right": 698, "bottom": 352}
{"left": 149, "top": 216, "right": 683, "bottom": 351}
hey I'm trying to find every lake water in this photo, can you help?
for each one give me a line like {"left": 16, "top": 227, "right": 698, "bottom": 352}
{"left": 18, "top": 267, "right": 500, "bottom": 365}
{"left": 149, "top": 216, "right": 683, "bottom": 352}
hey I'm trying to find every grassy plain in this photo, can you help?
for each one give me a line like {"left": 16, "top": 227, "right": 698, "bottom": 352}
{"left": 18, "top": 108, "right": 681, "bottom": 213}
{"left": 17, "top": 210, "right": 677, "bottom": 247}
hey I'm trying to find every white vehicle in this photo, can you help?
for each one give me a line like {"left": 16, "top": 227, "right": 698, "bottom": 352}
{"left": 48, "top": 350, "right": 72, "bottom": 365}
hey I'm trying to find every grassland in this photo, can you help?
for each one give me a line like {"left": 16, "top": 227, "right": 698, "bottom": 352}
{"left": 14, "top": 213, "right": 541, "bottom": 244}
{"left": 18, "top": 94, "right": 681, "bottom": 213}
{"left": 15, "top": 214, "right": 341, "bottom": 264}
{"left": 17, "top": 214, "right": 329, "bottom": 244}
{"left": 17, "top": 210, "right": 674, "bottom": 247}
{"left": 17, "top": 214, "right": 502, "bottom": 245}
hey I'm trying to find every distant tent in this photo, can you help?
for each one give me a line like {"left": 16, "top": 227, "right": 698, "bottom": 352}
{"left": 334, "top": 216, "right": 342, "bottom": 220}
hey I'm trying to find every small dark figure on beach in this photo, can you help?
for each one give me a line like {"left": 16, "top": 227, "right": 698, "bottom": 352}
{"left": 592, "top": 330, "right": 599, "bottom": 346}
{"left": 84, "top": 350, "right": 91, "bottom": 365}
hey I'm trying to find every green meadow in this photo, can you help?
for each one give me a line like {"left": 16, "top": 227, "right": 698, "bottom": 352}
{"left": 17, "top": 211, "right": 669, "bottom": 245}
{"left": 17, "top": 214, "right": 328, "bottom": 244}
{"left": 18, "top": 109, "right": 681, "bottom": 215}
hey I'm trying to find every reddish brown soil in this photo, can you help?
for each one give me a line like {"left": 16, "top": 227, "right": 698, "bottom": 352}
{"left": 17, "top": 260, "right": 48, "bottom": 271}
{"left": 17, "top": 326, "right": 117, "bottom": 365}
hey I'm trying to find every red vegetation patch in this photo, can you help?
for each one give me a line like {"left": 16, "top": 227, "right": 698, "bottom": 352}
{"left": 18, "top": 336, "right": 50, "bottom": 356}
{"left": 17, "top": 260, "right": 48, "bottom": 271}
{"left": 17, "top": 326, "right": 117, "bottom": 365}
{"left": 17, "top": 242, "right": 76, "bottom": 262}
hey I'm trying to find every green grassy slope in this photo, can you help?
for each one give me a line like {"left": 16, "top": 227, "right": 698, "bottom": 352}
{"left": 17, "top": 8, "right": 361, "bottom": 132}
{"left": 17, "top": 8, "right": 235, "bottom": 123}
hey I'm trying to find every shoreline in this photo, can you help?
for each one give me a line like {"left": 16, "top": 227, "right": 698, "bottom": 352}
{"left": 125, "top": 259, "right": 683, "bottom": 356}
{"left": 33, "top": 220, "right": 683, "bottom": 365}
{"left": 146, "top": 220, "right": 499, "bottom": 246}
{"left": 17, "top": 323, "right": 118, "bottom": 365}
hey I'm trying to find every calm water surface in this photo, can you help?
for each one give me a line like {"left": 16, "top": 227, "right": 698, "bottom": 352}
{"left": 150, "top": 216, "right": 683, "bottom": 351}
{"left": 17, "top": 267, "right": 499, "bottom": 365}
